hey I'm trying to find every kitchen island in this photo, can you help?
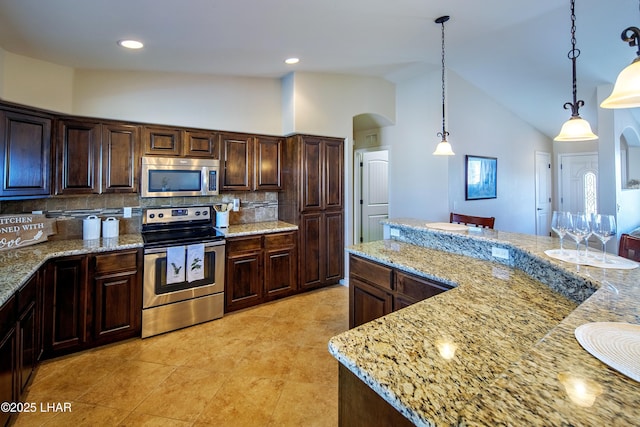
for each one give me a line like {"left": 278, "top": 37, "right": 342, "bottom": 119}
{"left": 328, "top": 218, "right": 640, "bottom": 426}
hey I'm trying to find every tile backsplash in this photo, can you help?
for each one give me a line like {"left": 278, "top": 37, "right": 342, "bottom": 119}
{"left": 0, "top": 192, "right": 278, "bottom": 240}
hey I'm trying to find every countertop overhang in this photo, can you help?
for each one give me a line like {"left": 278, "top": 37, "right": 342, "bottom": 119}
{"left": 329, "top": 218, "right": 640, "bottom": 426}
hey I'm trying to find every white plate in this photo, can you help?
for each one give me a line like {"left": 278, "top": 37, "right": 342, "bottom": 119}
{"left": 575, "top": 322, "right": 640, "bottom": 382}
{"left": 425, "top": 222, "right": 469, "bottom": 231}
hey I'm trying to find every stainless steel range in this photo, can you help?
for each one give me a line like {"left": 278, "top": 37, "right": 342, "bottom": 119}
{"left": 141, "top": 205, "right": 225, "bottom": 338}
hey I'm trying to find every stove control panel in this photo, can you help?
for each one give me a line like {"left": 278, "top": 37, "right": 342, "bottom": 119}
{"left": 144, "top": 206, "right": 211, "bottom": 225}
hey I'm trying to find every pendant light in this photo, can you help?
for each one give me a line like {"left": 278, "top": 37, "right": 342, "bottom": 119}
{"left": 600, "top": 1, "right": 640, "bottom": 109}
{"left": 433, "top": 15, "right": 455, "bottom": 156}
{"left": 554, "top": 0, "right": 598, "bottom": 141}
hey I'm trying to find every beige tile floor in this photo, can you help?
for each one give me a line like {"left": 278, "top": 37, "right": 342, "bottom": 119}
{"left": 14, "top": 285, "right": 349, "bottom": 427}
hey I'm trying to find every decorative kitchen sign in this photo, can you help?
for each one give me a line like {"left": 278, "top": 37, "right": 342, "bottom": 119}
{"left": 0, "top": 214, "right": 56, "bottom": 251}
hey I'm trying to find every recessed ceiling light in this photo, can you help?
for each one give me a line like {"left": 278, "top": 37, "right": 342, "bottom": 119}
{"left": 118, "top": 39, "right": 144, "bottom": 49}
{"left": 284, "top": 57, "right": 300, "bottom": 65}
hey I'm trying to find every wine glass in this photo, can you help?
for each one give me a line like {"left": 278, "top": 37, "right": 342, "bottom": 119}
{"left": 583, "top": 213, "right": 595, "bottom": 258}
{"left": 566, "top": 213, "right": 590, "bottom": 261}
{"left": 593, "top": 214, "right": 617, "bottom": 263}
{"left": 551, "top": 211, "right": 572, "bottom": 254}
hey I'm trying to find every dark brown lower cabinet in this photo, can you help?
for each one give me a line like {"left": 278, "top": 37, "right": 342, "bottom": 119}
{"left": 349, "top": 254, "right": 453, "bottom": 328}
{"left": 43, "top": 249, "right": 142, "bottom": 358}
{"left": 0, "top": 296, "right": 16, "bottom": 427}
{"left": 299, "top": 211, "right": 343, "bottom": 290}
{"left": 339, "top": 364, "right": 414, "bottom": 427}
{"left": 225, "top": 231, "right": 298, "bottom": 312}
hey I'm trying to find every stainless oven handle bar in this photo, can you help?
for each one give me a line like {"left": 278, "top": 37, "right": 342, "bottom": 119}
{"left": 144, "top": 239, "right": 226, "bottom": 255}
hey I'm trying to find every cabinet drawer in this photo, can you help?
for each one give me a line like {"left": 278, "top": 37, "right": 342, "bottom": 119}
{"left": 264, "top": 231, "right": 296, "bottom": 249}
{"left": 395, "top": 271, "right": 451, "bottom": 302}
{"left": 94, "top": 250, "right": 138, "bottom": 274}
{"left": 227, "top": 236, "right": 262, "bottom": 253}
{"left": 349, "top": 255, "right": 392, "bottom": 291}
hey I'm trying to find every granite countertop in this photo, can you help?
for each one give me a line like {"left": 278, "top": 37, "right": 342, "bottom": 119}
{"left": 0, "top": 234, "right": 143, "bottom": 307}
{"left": 216, "top": 220, "right": 298, "bottom": 237}
{"left": 328, "top": 219, "right": 640, "bottom": 426}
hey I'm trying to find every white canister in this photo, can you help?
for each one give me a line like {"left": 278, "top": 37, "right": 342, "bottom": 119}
{"left": 83, "top": 215, "right": 101, "bottom": 240}
{"left": 216, "top": 211, "right": 229, "bottom": 228}
{"left": 102, "top": 217, "right": 120, "bottom": 238}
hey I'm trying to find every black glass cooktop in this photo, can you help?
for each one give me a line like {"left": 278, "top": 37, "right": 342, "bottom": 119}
{"left": 142, "top": 226, "right": 225, "bottom": 248}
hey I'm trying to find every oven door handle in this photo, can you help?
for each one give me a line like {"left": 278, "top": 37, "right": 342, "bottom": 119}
{"left": 144, "top": 240, "right": 225, "bottom": 255}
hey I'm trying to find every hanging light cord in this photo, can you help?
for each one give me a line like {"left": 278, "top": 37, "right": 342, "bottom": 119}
{"left": 563, "top": 0, "right": 584, "bottom": 118}
{"left": 436, "top": 16, "right": 449, "bottom": 141}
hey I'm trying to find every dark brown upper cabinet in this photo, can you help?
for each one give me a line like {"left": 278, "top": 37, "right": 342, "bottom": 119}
{"left": 56, "top": 119, "right": 102, "bottom": 195}
{"left": 142, "top": 125, "right": 182, "bottom": 156}
{"left": 0, "top": 108, "right": 52, "bottom": 198}
{"left": 102, "top": 123, "right": 139, "bottom": 193}
{"left": 221, "top": 133, "right": 282, "bottom": 192}
{"left": 184, "top": 130, "right": 220, "bottom": 158}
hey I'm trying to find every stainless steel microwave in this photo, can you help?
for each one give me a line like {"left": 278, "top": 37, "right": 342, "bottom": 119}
{"left": 140, "top": 156, "right": 219, "bottom": 198}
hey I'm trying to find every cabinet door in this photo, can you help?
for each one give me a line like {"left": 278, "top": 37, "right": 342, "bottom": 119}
{"left": 324, "top": 210, "right": 344, "bottom": 283}
{"left": 255, "top": 136, "right": 282, "bottom": 190}
{"left": 184, "top": 130, "right": 219, "bottom": 158}
{"left": 0, "top": 296, "right": 16, "bottom": 427}
{"left": 225, "top": 237, "right": 262, "bottom": 312}
{"left": 299, "top": 212, "right": 323, "bottom": 289}
{"left": 17, "top": 273, "right": 40, "bottom": 394}
{"left": 42, "top": 257, "right": 88, "bottom": 357}
{"left": 92, "top": 250, "right": 141, "bottom": 343}
{"left": 221, "top": 134, "right": 254, "bottom": 191}
{"left": 350, "top": 277, "right": 392, "bottom": 328}
{"left": 0, "top": 109, "right": 51, "bottom": 197}
{"left": 395, "top": 270, "right": 451, "bottom": 308}
{"left": 264, "top": 232, "right": 297, "bottom": 298}
{"left": 301, "top": 137, "right": 323, "bottom": 210}
{"left": 102, "top": 123, "right": 139, "bottom": 193}
{"left": 324, "top": 138, "right": 344, "bottom": 209}
{"left": 143, "top": 126, "right": 182, "bottom": 156}
{"left": 56, "top": 119, "right": 101, "bottom": 195}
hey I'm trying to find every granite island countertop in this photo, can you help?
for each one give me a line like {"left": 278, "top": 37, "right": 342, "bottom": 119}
{"left": 0, "top": 234, "right": 143, "bottom": 306}
{"left": 328, "top": 218, "right": 640, "bottom": 426}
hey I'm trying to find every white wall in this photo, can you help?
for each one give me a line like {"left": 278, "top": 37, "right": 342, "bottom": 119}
{"left": 382, "top": 70, "right": 450, "bottom": 222}
{"left": 72, "top": 70, "right": 283, "bottom": 135}
{"left": 1, "top": 50, "right": 74, "bottom": 113}
{"left": 382, "top": 70, "right": 552, "bottom": 234}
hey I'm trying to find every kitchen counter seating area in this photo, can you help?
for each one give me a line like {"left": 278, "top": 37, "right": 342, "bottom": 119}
{"left": 329, "top": 218, "right": 640, "bottom": 426}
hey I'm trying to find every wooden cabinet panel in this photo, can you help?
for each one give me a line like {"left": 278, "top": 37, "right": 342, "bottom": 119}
{"left": 264, "top": 231, "right": 297, "bottom": 298}
{"left": 0, "top": 296, "right": 16, "bottom": 427}
{"left": 324, "top": 138, "right": 344, "bottom": 209}
{"left": 255, "top": 136, "right": 282, "bottom": 190}
{"left": 143, "top": 126, "right": 182, "bottom": 156}
{"left": 349, "top": 254, "right": 452, "bottom": 328}
{"left": 395, "top": 270, "right": 451, "bottom": 304}
{"left": 350, "top": 277, "right": 392, "bottom": 328}
{"left": 301, "top": 138, "right": 323, "bottom": 210}
{"left": 221, "top": 133, "right": 254, "bottom": 191}
{"left": 349, "top": 254, "right": 392, "bottom": 291}
{"left": 325, "top": 210, "right": 344, "bottom": 282}
{"left": 299, "top": 212, "right": 322, "bottom": 289}
{"left": 184, "top": 130, "right": 219, "bottom": 158}
{"left": 92, "top": 249, "right": 142, "bottom": 343}
{"left": 102, "top": 123, "right": 139, "bottom": 193}
{"left": 56, "top": 119, "right": 101, "bottom": 194}
{"left": 43, "top": 256, "right": 88, "bottom": 357}
{"left": 226, "top": 249, "right": 262, "bottom": 311}
{"left": 17, "top": 273, "right": 40, "bottom": 394}
{"left": 0, "top": 109, "right": 51, "bottom": 198}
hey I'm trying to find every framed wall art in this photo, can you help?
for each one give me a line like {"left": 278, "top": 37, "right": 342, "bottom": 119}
{"left": 465, "top": 155, "right": 497, "bottom": 200}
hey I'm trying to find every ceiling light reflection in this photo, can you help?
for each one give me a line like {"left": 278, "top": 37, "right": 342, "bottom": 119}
{"left": 436, "top": 339, "right": 458, "bottom": 360}
{"left": 558, "top": 372, "right": 603, "bottom": 407}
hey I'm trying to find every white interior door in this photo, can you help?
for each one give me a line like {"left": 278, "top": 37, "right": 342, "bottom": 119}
{"left": 358, "top": 149, "right": 389, "bottom": 243}
{"left": 559, "top": 153, "right": 599, "bottom": 215}
{"left": 535, "top": 151, "right": 552, "bottom": 236}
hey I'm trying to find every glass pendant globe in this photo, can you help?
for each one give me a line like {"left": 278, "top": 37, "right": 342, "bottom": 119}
{"left": 433, "top": 140, "right": 455, "bottom": 155}
{"left": 600, "top": 60, "right": 640, "bottom": 109}
{"left": 554, "top": 116, "right": 598, "bottom": 141}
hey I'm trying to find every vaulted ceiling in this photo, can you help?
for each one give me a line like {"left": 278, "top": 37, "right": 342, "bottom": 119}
{"left": 0, "top": 0, "right": 638, "bottom": 138}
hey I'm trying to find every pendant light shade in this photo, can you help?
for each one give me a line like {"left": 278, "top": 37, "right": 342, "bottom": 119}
{"left": 554, "top": 0, "right": 597, "bottom": 142}
{"left": 433, "top": 15, "right": 454, "bottom": 156}
{"left": 600, "top": 25, "right": 640, "bottom": 109}
{"left": 555, "top": 116, "right": 598, "bottom": 141}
